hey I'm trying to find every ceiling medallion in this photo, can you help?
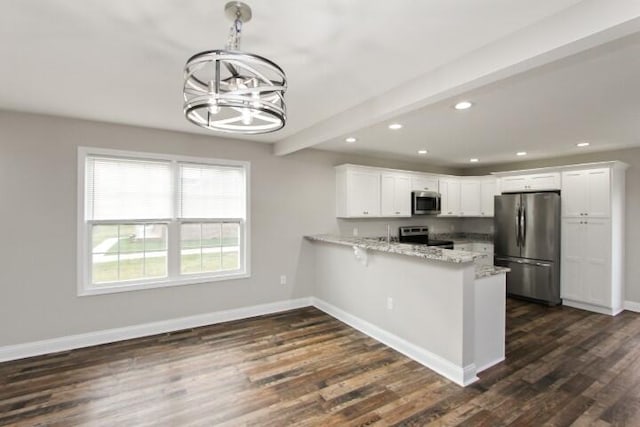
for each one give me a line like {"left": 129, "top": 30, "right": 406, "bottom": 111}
{"left": 183, "top": 2, "right": 287, "bottom": 134}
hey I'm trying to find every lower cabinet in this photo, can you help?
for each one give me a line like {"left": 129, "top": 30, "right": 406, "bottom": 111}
{"left": 561, "top": 218, "right": 619, "bottom": 313}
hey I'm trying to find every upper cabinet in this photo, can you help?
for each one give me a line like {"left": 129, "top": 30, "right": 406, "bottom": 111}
{"left": 441, "top": 177, "right": 495, "bottom": 217}
{"left": 335, "top": 165, "right": 381, "bottom": 218}
{"left": 480, "top": 177, "right": 497, "bottom": 217}
{"left": 561, "top": 168, "right": 610, "bottom": 218}
{"left": 459, "top": 179, "right": 481, "bottom": 217}
{"left": 411, "top": 175, "right": 439, "bottom": 192}
{"left": 381, "top": 172, "right": 412, "bottom": 217}
{"left": 439, "top": 178, "right": 461, "bottom": 216}
{"left": 499, "top": 172, "right": 561, "bottom": 193}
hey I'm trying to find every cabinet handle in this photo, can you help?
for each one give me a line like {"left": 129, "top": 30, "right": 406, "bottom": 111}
{"left": 363, "top": 211, "right": 368, "bottom": 215}
{"left": 395, "top": 211, "right": 400, "bottom": 214}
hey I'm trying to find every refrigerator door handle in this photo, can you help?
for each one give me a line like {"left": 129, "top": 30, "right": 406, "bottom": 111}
{"left": 521, "top": 207, "right": 526, "bottom": 247}
{"left": 515, "top": 206, "right": 521, "bottom": 246}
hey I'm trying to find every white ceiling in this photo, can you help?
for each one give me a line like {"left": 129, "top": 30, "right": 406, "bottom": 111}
{"left": 1, "top": 1, "right": 639, "bottom": 167}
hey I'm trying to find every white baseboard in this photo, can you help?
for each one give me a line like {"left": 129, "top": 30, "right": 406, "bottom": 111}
{"left": 1, "top": 296, "right": 481, "bottom": 387}
{"left": 310, "top": 297, "right": 477, "bottom": 387}
{"left": 563, "top": 299, "right": 623, "bottom": 316}
{"left": 476, "top": 357, "right": 505, "bottom": 374}
{"left": 624, "top": 300, "right": 640, "bottom": 313}
{"left": 0, "top": 297, "right": 312, "bottom": 363}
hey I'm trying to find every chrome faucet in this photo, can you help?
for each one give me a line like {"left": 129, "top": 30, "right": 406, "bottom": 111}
{"left": 386, "top": 224, "right": 391, "bottom": 245}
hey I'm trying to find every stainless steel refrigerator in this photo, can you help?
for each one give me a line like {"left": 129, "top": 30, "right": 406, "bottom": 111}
{"left": 494, "top": 192, "right": 561, "bottom": 305}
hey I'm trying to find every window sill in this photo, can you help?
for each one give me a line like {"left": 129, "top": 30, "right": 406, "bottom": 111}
{"left": 78, "top": 272, "right": 251, "bottom": 296}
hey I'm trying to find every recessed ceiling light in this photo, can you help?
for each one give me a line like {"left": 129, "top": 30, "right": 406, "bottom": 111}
{"left": 576, "top": 142, "right": 590, "bottom": 147}
{"left": 454, "top": 101, "right": 473, "bottom": 110}
{"left": 470, "top": 158, "right": 479, "bottom": 163}
{"left": 345, "top": 137, "right": 357, "bottom": 143}
{"left": 418, "top": 149, "right": 428, "bottom": 155}
{"left": 516, "top": 151, "right": 527, "bottom": 156}
{"left": 388, "top": 123, "right": 403, "bottom": 130}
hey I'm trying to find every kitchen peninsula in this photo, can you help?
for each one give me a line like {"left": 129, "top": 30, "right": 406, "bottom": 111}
{"left": 305, "top": 234, "right": 509, "bottom": 386}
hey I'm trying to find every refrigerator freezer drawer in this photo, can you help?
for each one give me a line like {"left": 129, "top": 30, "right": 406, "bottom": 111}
{"left": 495, "top": 257, "right": 560, "bottom": 305}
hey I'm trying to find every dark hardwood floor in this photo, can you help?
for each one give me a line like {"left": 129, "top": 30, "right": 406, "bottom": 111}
{"left": 2, "top": 299, "right": 640, "bottom": 426}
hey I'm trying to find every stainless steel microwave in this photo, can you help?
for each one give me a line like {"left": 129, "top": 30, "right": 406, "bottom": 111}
{"left": 412, "top": 191, "right": 441, "bottom": 215}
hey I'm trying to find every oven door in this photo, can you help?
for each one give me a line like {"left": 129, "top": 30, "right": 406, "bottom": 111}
{"left": 412, "top": 191, "right": 441, "bottom": 215}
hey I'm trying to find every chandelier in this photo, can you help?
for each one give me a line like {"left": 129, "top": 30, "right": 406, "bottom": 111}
{"left": 183, "top": 2, "right": 287, "bottom": 134}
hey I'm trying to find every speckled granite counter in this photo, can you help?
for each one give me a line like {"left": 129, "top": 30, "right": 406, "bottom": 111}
{"left": 305, "top": 234, "right": 509, "bottom": 278}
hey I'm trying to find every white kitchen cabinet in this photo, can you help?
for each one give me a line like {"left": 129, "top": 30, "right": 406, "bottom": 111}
{"left": 480, "top": 178, "right": 497, "bottom": 217}
{"left": 455, "top": 242, "right": 494, "bottom": 266}
{"left": 439, "top": 178, "right": 460, "bottom": 216}
{"left": 472, "top": 242, "right": 494, "bottom": 254}
{"left": 561, "top": 218, "right": 612, "bottom": 309}
{"left": 499, "top": 172, "right": 561, "bottom": 193}
{"left": 559, "top": 162, "right": 627, "bottom": 315}
{"left": 335, "top": 165, "right": 381, "bottom": 218}
{"left": 561, "top": 168, "right": 610, "bottom": 218}
{"left": 459, "top": 180, "right": 481, "bottom": 217}
{"left": 381, "top": 173, "right": 411, "bottom": 217}
{"left": 411, "top": 175, "right": 439, "bottom": 192}
{"left": 454, "top": 243, "right": 472, "bottom": 251}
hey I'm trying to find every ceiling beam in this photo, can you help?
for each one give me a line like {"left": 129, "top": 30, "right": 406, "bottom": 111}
{"left": 273, "top": 0, "right": 640, "bottom": 156}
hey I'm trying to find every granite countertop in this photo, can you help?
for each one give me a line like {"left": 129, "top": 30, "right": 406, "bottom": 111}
{"left": 305, "top": 234, "right": 480, "bottom": 263}
{"left": 475, "top": 264, "right": 510, "bottom": 279}
{"left": 305, "top": 235, "right": 509, "bottom": 278}
{"left": 305, "top": 234, "right": 510, "bottom": 279}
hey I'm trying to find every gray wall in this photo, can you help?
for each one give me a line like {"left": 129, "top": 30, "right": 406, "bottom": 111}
{"left": 464, "top": 148, "right": 640, "bottom": 303}
{"left": 2, "top": 109, "right": 637, "bottom": 348}
{"left": 0, "top": 110, "right": 458, "bottom": 347}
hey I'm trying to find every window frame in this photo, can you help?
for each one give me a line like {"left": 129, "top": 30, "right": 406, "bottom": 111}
{"left": 77, "top": 147, "right": 251, "bottom": 296}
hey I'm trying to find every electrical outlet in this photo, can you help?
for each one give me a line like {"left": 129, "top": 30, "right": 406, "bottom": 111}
{"left": 280, "top": 275, "right": 287, "bottom": 285}
{"left": 353, "top": 227, "right": 359, "bottom": 236}
{"left": 387, "top": 297, "right": 393, "bottom": 310}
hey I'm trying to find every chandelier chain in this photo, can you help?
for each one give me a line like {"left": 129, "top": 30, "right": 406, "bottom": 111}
{"left": 226, "top": 18, "right": 242, "bottom": 51}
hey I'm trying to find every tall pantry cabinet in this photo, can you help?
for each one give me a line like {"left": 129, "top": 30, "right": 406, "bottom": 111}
{"left": 560, "top": 163, "right": 628, "bottom": 315}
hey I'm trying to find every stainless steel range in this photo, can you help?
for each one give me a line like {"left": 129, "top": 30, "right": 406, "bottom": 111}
{"left": 398, "top": 226, "right": 454, "bottom": 249}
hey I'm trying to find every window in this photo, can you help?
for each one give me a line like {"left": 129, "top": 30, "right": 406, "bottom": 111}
{"left": 78, "top": 147, "right": 249, "bottom": 295}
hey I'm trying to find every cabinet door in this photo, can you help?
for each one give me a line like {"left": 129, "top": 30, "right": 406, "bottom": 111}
{"left": 381, "top": 173, "right": 411, "bottom": 217}
{"left": 348, "top": 170, "right": 380, "bottom": 217}
{"left": 440, "top": 179, "right": 460, "bottom": 216}
{"left": 529, "top": 173, "right": 561, "bottom": 190}
{"left": 480, "top": 179, "right": 497, "bottom": 217}
{"left": 561, "top": 218, "right": 585, "bottom": 301}
{"left": 586, "top": 168, "right": 610, "bottom": 218}
{"left": 583, "top": 219, "right": 611, "bottom": 306}
{"left": 499, "top": 176, "right": 526, "bottom": 193}
{"left": 394, "top": 175, "right": 412, "bottom": 216}
{"left": 380, "top": 174, "right": 396, "bottom": 217}
{"left": 561, "top": 171, "right": 587, "bottom": 217}
{"left": 411, "top": 175, "right": 438, "bottom": 192}
{"left": 459, "top": 180, "right": 481, "bottom": 216}
{"left": 454, "top": 243, "right": 472, "bottom": 251}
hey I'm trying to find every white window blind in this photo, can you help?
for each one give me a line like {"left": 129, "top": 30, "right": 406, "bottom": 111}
{"left": 178, "top": 163, "right": 245, "bottom": 219}
{"left": 86, "top": 156, "right": 172, "bottom": 220}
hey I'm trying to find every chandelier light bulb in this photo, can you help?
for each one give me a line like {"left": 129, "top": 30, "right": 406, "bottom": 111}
{"left": 242, "top": 109, "right": 253, "bottom": 125}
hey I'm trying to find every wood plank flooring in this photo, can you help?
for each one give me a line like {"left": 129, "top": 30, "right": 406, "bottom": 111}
{"left": 2, "top": 299, "right": 640, "bottom": 426}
